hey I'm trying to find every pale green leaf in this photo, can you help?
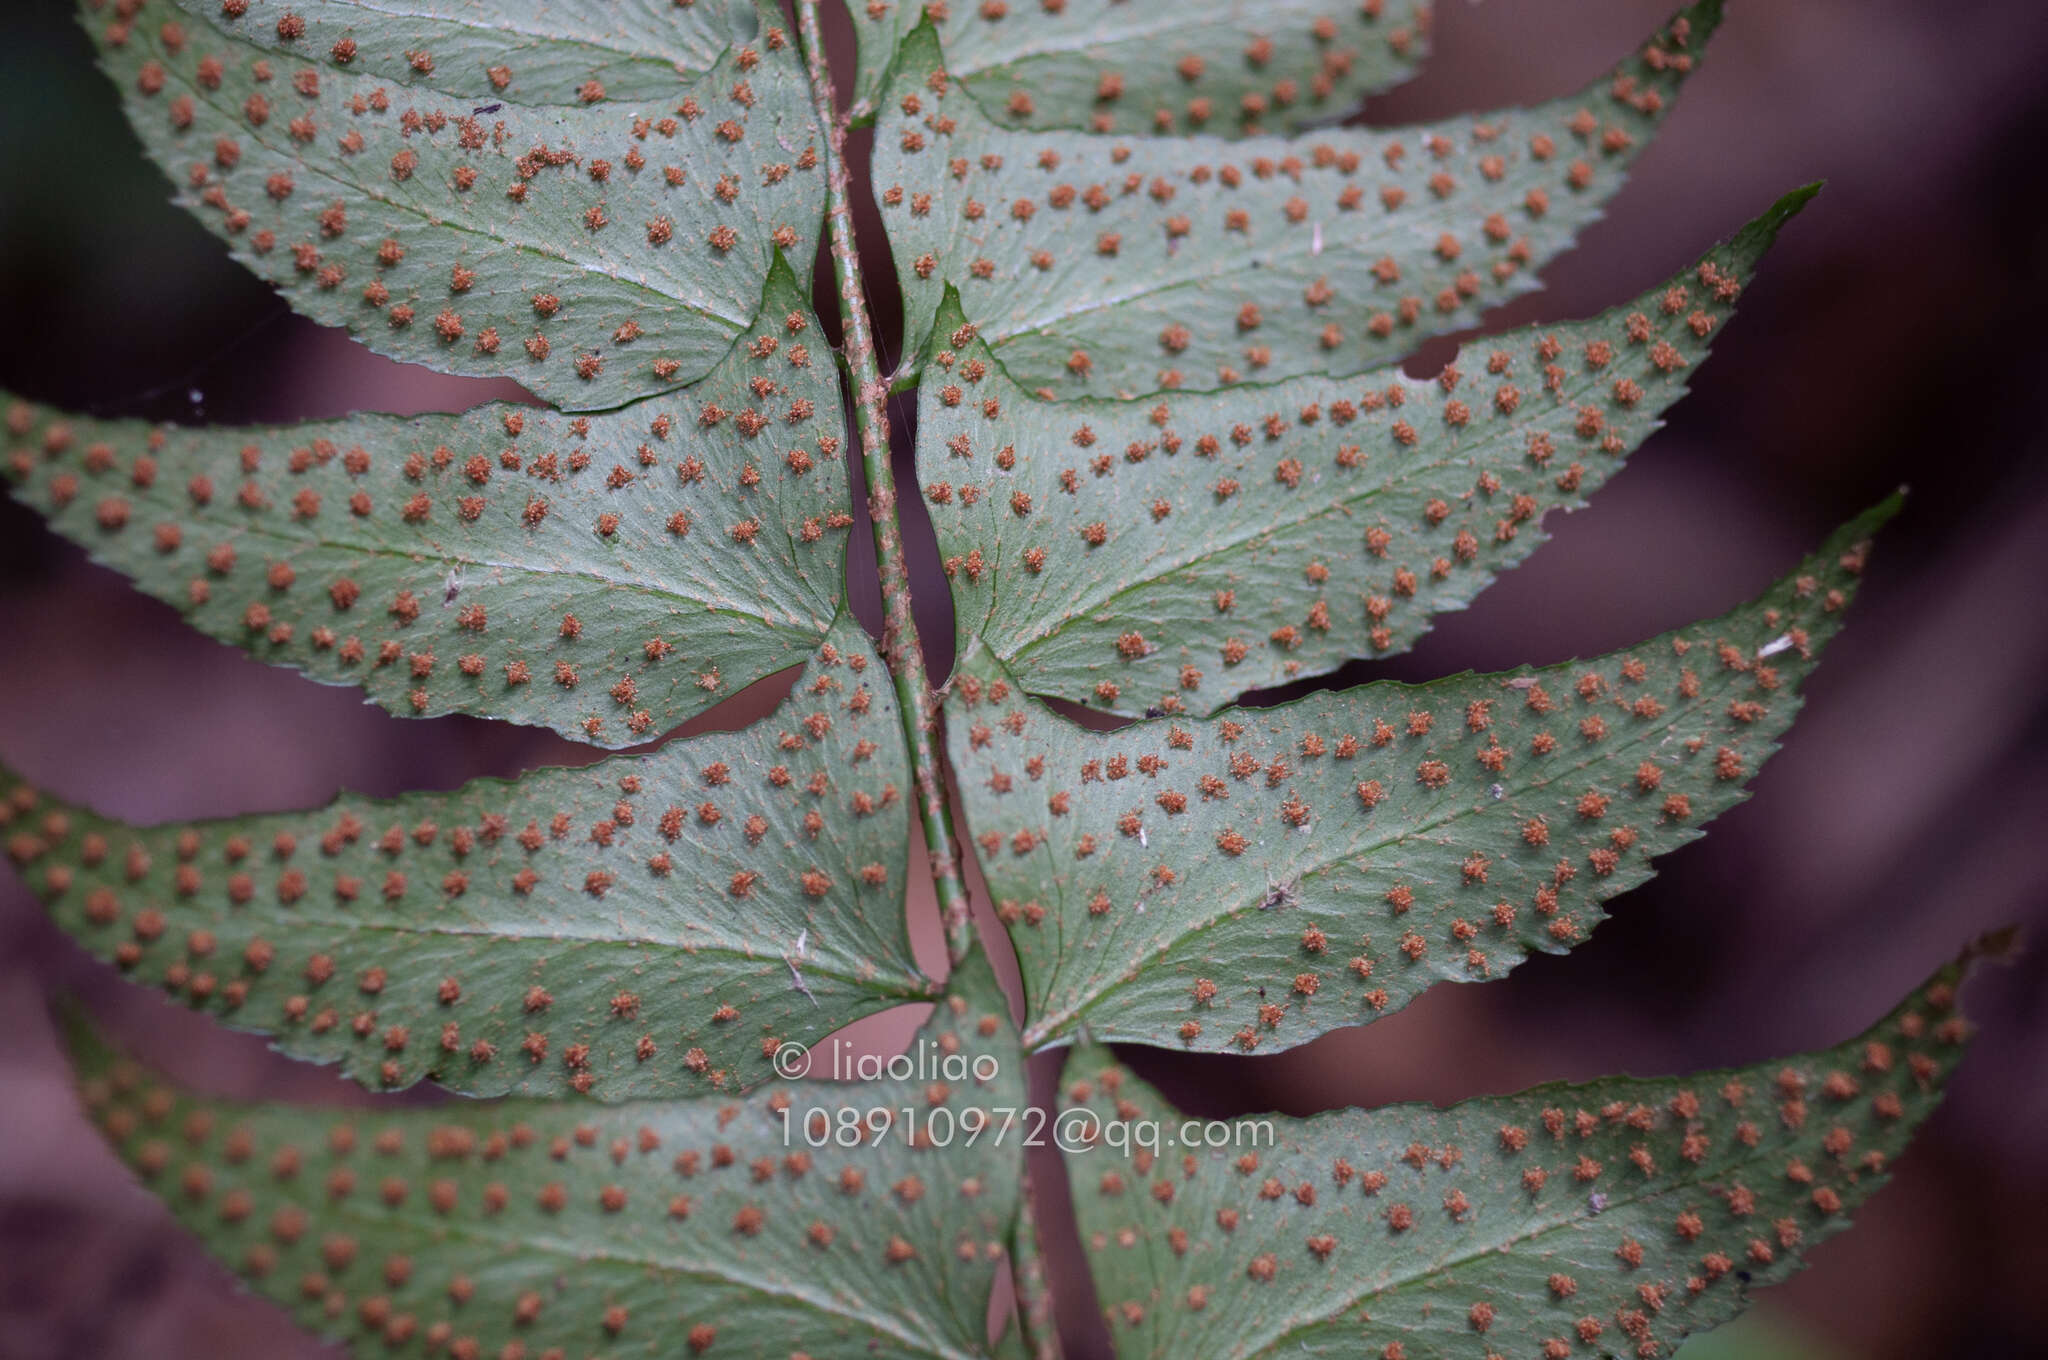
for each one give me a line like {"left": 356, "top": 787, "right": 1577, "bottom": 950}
{"left": 917, "top": 189, "right": 1812, "bottom": 717}
{"left": 850, "top": 0, "right": 1431, "bottom": 135}
{"left": 947, "top": 503, "right": 1893, "bottom": 1053}
{"left": 873, "top": 2, "right": 1720, "bottom": 398}
{"left": 6, "top": 2, "right": 1967, "bottom": 1351}
{"left": 4, "top": 261, "right": 851, "bottom": 745}
{"left": 64, "top": 948, "right": 1024, "bottom": 1359}
{"left": 3, "top": 614, "right": 930, "bottom": 1099}
{"left": 1062, "top": 953, "right": 1976, "bottom": 1358}
{"left": 152, "top": 0, "right": 764, "bottom": 106}
{"left": 87, "top": 0, "right": 824, "bottom": 408}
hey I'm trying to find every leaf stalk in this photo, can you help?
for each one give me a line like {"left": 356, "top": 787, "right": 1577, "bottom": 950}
{"left": 794, "top": 0, "right": 975, "bottom": 970}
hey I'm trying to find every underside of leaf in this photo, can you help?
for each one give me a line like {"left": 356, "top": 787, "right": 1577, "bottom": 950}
{"left": 3, "top": 613, "right": 930, "bottom": 1099}
{"left": 918, "top": 187, "right": 1813, "bottom": 716}
{"left": 2, "top": 4, "right": 1977, "bottom": 1356}
{"left": 875, "top": 2, "right": 1721, "bottom": 398}
{"left": 4, "top": 257, "right": 852, "bottom": 745}
{"left": 949, "top": 501, "right": 1895, "bottom": 1053}
{"left": 853, "top": 0, "right": 1432, "bottom": 135}
{"left": 87, "top": 0, "right": 823, "bottom": 408}
{"left": 1063, "top": 951, "right": 1976, "bottom": 1358}
{"left": 64, "top": 947, "right": 1024, "bottom": 1360}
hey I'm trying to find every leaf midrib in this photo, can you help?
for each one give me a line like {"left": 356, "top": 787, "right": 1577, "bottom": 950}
{"left": 1229, "top": 1116, "right": 1800, "bottom": 1359}
{"left": 92, "top": 487, "right": 836, "bottom": 637}
{"left": 977, "top": 164, "right": 1537, "bottom": 346}
{"left": 995, "top": 357, "right": 1662, "bottom": 669}
{"left": 325, "top": 1195, "right": 983, "bottom": 1360}
{"left": 272, "top": 913, "right": 927, "bottom": 998}
{"left": 1020, "top": 670, "right": 1769, "bottom": 1046}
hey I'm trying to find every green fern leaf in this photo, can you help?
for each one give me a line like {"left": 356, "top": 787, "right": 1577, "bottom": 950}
{"left": 4, "top": 616, "right": 928, "bottom": 1099}
{"left": 87, "top": 0, "right": 823, "bottom": 407}
{"left": 851, "top": 0, "right": 1432, "bottom": 133}
{"left": 949, "top": 502, "right": 1893, "bottom": 1053}
{"left": 64, "top": 947, "right": 1023, "bottom": 1358}
{"left": 1062, "top": 949, "right": 1977, "bottom": 1358}
{"left": 918, "top": 189, "right": 1812, "bottom": 716}
{"left": 0, "top": 3, "right": 1981, "bottom": 1353}
{"left": 874, "top": 2, "right": 1720, "bottom": 398}
{"left": 4, "top": 261, "right": 850, "bottom": 744}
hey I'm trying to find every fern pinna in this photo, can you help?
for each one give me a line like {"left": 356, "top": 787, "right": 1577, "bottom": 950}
{"left": 0, "top": 1, "right": 1990, "bottom": 1357}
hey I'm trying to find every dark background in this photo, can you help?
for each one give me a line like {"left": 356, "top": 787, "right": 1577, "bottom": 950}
{"left": 3, "top": 1, "right": 2046, "bottom": 1357}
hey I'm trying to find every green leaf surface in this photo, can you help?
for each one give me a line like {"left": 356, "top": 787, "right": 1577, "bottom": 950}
{"left": 152, "top": 0, "right": 764, "bottom": 106}
{"left": 4, "top": 614, "right": 930, "bottom": 1100}
{"left": 1061, "top": 955, "right": 1975, "bottom": 1359}
{"left": 4, "top": 262, "right": 852, "bottom": 746}
{"left": 65, "top": 948, "right": 1025, "bottom": 1359}
{"left": 9, "top": 3, "right": 1968, "bottom": 1352}
{"left": 87, "top": 0, "right": 824, "bottom": 408}
{"left": 948, "top": 503, "right": 1892, "bottom": 1053}
{"left": 851, "top": 0, "right": 1431, "bottom": 135}
{"left": 918, "top": 189, "right": 1811, "bottom": 717}
{"left": 873, "top": 2, "right": 1719, "bottom": 399}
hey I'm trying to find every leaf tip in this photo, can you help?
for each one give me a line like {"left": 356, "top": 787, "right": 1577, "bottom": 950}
{"left": 1838, "top": 488, "right": 1907, "bottom": 545}
{"left": 1958, "top": 924, "right": 2024, "bottom": 972}
{"left": 1681, "top": 0, "right": 1730, "bottom": 40}
{"left": 1770, "top": 179, "right": 1825, "bottom": 221}
{"left": 1632, "top": 0, "right": 1728, "bottom": 84}
{"left": 1709, "top": 183, "right": 1820, "bottom": 277}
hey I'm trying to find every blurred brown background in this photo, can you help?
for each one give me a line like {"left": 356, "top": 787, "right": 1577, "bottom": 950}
{"left": 3, "top": 0, "right": 2046, "bottom": 1357}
